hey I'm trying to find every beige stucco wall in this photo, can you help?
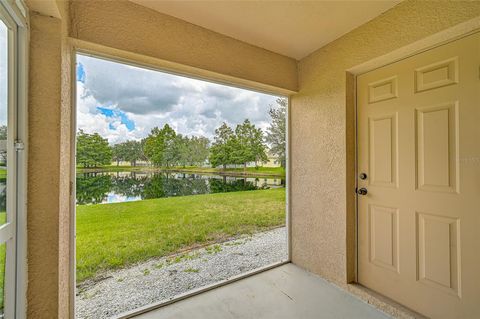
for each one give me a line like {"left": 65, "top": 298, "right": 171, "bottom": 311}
{"left": 290, "top": 0, "right": 480, "bottom": 284}
{"left": 69, "top": 0, "right": 298, "bottom": 93}
{"left": 57, "top": 0, "right": 73, "bottom": 317}
{"left": 27, "top": 1, "right": 72, "bottom": 318}
{"left": 28, "top": 12, "right": 63, "bottom": 318}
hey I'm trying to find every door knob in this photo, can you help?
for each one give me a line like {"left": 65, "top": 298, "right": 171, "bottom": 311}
{"left": 357, "top": 188, "right": 368, "bottom": 195}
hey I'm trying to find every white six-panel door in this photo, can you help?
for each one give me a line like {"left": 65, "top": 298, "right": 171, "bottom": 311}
{"left": 357, "top": 32, "right": 480, "bottom": 318}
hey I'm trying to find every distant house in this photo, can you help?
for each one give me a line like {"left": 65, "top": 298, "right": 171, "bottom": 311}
{"left": 263, "top": 152, "right": 281, "bottom": 168}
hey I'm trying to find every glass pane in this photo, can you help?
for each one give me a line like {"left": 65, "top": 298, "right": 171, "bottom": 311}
{"left": 0, "top": 20, "right": 8, "bottom": 227}
{"left": 0, "top": 242, "right": 5, "bottom": 315}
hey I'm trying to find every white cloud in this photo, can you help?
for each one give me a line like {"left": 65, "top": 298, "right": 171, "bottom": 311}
{"left": 76, "top": 82, "right": 145, "bottom": 144}
{"left": 76, "top": 54, "right": 282, "bottom": 143}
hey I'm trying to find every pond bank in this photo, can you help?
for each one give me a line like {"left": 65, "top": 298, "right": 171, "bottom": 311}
{"left": 76, "top": 189, "right": 286, "bottom": 281}
{"left": 77, "top": 165, "right": 285, "bottom": 178}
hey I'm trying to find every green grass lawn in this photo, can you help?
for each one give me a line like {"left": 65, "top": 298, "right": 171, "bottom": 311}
{"left": 76, "top": 188, "right": 286, "bottom": 283}
{"left": 77, "top": 165, "right": 285, "bottom": 177}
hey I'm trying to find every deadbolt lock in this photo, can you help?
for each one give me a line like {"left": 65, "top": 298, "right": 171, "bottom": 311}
{"left": 359, "top": 173, "right": 367, "bottom": 180}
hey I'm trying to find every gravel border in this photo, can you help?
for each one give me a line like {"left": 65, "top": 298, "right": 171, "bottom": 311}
{"left": 76, "top": 227, "right": 288, "bottom": 319}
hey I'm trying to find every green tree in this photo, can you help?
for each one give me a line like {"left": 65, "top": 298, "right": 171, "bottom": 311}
{"left": 144, "top": 127, "right": 162, "bottom": 166}
{"left": 233, "top": 119, "right": 268, "bottom": 171}
{"left": 266, "top": 98, "right": 287, "bottom": 168}
{"left": 122, "top": 140, "right": 144, "bottom": 166}
{"left": 190, "top": 136, "right": 210, "bottom": 166}
{"left": 209, "top": 123, "right": 234, "bottom": 169}
{"left": 161, "top": 125, "right": 179, "bottom": 167}
{"left": 76, "top": 130, "right": 112, "bottom": 168}
{"left": 144, "top": 124, "right": 177, "bottom": 167}
{"left": 112, "top": 143, "right": 126, "bottom": 166}
{"left": 173, "top": 135, "right": 210, "bottom": 167}
{"left": 176, "top": 135, "right": 190, "bottom": 167}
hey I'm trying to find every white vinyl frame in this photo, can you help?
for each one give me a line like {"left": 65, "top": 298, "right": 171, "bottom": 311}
{"left": 70, "top": 50, "right": 292, "bottom": 319}
{"left": 0, "top": 1, "right": 28, "bottom": 319}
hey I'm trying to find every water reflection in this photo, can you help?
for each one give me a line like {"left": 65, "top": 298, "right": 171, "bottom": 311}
{"left": 76, "top": 171, "right": 285, "bottom": 205}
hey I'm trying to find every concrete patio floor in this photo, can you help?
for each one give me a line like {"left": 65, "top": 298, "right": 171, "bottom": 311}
{"left": 132, "top": 263, "right": 391, "bottom": 319}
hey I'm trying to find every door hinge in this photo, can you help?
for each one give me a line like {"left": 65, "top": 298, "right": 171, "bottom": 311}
{"left": 14, "top": 140, "right": 25, "bottom": 151}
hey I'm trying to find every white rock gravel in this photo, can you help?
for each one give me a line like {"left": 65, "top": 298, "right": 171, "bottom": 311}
{"left": 76, "top": 227, "right": 288, "bottom": 319}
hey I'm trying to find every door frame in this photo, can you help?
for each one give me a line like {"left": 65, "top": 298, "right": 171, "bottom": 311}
{"left": 346, "top": 17, "right": 480, "bottom": 285}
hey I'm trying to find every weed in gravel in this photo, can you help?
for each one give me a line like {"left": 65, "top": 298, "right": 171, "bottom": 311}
{"left": 206, "top": 244, "right": 222, "bottom": 254}
{"left": 155, "top": 263, "right": 163, "bottom": 269}
{"left": 224, "top": 241, "right": 242, "bottom": 246}
{"left": 166, "top": 252, "right": 199, "bottom": 265}
{"left": 183, "top": 252, "right": 200, "bottom": 260}
{"left": 183, "top": 268, "right": 200, "bottom": 273}
{"left": 82, "top": 291, "right": 97, "bottom": 299}
{"left": 117, "top": 278, "right": 124, "bottom": 282}
{"left": 142, "top": 269, "right": 150, "bottom": 276}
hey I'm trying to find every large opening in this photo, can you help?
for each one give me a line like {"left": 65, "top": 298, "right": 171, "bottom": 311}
{"left": 74, "top": 53, "right": 289, "bottom": 318}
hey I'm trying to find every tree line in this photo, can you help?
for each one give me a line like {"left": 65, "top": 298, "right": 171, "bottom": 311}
{"left": 143, "top": 125, "right": 210, "bottom": 167}
{"left": 76, "top": 98, "right": 287, "bottom": 169}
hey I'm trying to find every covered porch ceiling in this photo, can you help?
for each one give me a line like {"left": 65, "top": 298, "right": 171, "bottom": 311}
{"left": 130, "top": 0, "right": 401, "bottom": 60}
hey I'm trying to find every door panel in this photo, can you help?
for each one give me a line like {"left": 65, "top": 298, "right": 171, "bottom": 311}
{"left": 369, "top": 114, "right": 398, "bottom": 188}
{"left": 369, "top": 204, "right": 399, "bottom": 272}
{"left": 415, "top": 102, "right": 458, "bottom": 193}
{"left": 357, "top": 32, "right": 480, "bottom": 318}
{"left": 416, "top": 212, "right": 460, "bottom": 296}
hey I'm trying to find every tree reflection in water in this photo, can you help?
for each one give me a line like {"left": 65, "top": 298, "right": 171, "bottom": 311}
{"left": 76, "top": 171, "right": 283, "bottom": 205}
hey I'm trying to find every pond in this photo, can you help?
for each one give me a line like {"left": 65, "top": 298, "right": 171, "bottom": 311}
{"left": 76, "top": 171, "right": 285, "bottom": 205}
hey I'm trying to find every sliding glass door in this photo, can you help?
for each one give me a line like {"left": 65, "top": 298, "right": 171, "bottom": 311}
{"left": 0, "top": 7, "right": 16, "bottom": 319}
{"left": 0, "top": 2, "right": 26, "bottom": 318}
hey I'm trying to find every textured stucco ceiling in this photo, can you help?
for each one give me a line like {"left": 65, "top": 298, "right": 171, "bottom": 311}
{"left": 130, "top": 0, "right": 401, "bottom": 60}
{"left": 26, "top": 0, "right": 61, "bottom": 18}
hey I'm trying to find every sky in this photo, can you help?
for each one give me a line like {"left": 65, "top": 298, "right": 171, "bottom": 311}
{"left": 76, "top": 54, "right": 281, "bottom": 144}
{"left": 0, "top": 20, "right": 7, "bottom": 127}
